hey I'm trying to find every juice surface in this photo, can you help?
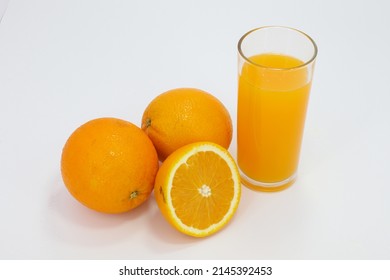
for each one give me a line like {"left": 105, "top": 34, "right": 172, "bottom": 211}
{"left": 237, "top": 53, "right": 311, "bottom": 183}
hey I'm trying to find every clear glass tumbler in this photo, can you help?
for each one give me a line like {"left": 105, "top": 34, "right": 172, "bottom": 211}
{"left": 237, "top": 26, "right": 317, "bottom": 192}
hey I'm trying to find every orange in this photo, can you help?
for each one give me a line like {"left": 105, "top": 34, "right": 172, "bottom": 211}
{"left": 141, "top": 88, "right": 233, "bottom": 161}
{"left": 61, "top": 117, "right": 159, "bottom": 214}
{"left": 154, "top": 142, "right": 241, "bottom": 237}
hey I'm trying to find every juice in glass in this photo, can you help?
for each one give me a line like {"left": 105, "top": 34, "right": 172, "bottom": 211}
{"left": 237, "top": 27, "right": 317, "bottom": 191}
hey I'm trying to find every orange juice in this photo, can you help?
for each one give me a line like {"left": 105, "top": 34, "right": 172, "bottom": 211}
{"left": 237, "top": 53, "right": 312, "bottom": 189}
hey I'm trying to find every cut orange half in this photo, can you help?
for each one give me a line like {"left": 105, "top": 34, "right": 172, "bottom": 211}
{"left": 154, "top": 142, "right": 241, "bottom": 237}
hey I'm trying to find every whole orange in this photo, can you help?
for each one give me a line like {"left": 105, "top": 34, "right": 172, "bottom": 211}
{"left": 61, "top": 117, "right": 159, "bottom": 214}
{"left": 141, "top": 88, "right": 233, "bottom": 161}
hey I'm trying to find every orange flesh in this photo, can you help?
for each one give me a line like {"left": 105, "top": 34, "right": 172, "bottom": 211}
{"left": 171, "top": 151, "right": 234, "bottom": 230}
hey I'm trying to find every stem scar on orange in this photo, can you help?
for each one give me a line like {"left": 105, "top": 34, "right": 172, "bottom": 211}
{"left": 61, "top": 117, "right": 159, "bottom": 214}
{"left": 141, "top": 88, "right": 233, "bottom": 161}
{"left": 154, "top": 142, "right": 241, "bottom": 237}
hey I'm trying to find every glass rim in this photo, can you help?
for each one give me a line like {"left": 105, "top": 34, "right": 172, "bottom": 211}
{"left": 238, "top": 26, "right": 318, "bottom": 70}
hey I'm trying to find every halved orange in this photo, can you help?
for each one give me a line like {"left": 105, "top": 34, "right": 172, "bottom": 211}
{"left": 154, "top": 142, "right": 241, "bottom": 237}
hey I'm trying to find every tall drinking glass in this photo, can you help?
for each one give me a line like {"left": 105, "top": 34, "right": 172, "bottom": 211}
{"left": 237, "top": 26, "right": 317, "bottom": 192}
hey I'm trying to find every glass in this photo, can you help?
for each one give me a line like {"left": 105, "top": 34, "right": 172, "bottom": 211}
{"left": 237, "top": 26, "right": 317, "bottom": 192}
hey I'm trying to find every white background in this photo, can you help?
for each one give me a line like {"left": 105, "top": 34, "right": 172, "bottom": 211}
{"left": 0, "top": 0, "right": 389, "bottom": 259}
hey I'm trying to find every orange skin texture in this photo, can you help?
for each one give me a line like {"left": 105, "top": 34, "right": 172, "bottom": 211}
{"left": 61, "top": 118, "right": 159, "bottom": 214}
{"left": 142, "top": 88, "right": 233, "bottom": 161}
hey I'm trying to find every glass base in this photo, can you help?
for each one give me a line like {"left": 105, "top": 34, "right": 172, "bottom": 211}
{"left": 239, "top": 170, "right": 297, "bottom": 192}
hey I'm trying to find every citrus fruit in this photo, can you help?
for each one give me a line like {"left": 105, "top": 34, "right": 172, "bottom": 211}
{"left": 61, "top": 117, "right": 159, "bottom": 214}
{"left": 154, "top": 142, "right": 241, "bottom": 237}
{"left": 141, "top": 88, "right": 233, "bottom": 161}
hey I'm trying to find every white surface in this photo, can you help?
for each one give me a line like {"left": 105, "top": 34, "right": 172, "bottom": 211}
{"left": 1, "top": 0, "right": 389, "bottom": 260}
{"left": 0, "top": 1, "right": 9, "bottom": 21}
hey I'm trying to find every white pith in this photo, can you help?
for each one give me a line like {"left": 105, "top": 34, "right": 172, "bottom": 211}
{"left": 198, "top": 184, "right": 212, "bottom": 197}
